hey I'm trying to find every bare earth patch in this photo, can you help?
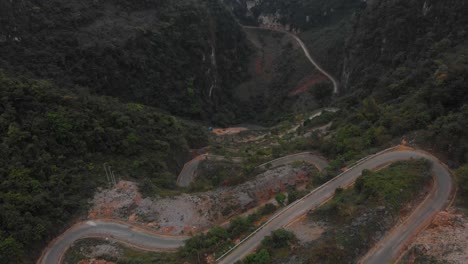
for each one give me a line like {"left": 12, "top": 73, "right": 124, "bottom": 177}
{"left": 285, "top": 216, "right": 325, "bottom": 244}
{"left": 211, "top": 127, "right": 248, "bottom": 135}
{"left": 89, "top": 165, "right": 315, "bottom": 236}
{"left": 405, "top": 208, "right": 467, "bottom": 264}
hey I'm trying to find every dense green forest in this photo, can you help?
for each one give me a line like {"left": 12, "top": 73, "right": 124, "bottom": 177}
{"left": 333, "top": 0, "right": 468, "bottom": 165}
{"left": 0, "top": 0, "right": 251, "bottom": 122}
{"left": 0, "top": 73, "right": 207, "bottom": 262}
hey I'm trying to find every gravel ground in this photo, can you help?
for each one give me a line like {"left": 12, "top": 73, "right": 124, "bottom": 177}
{"left": 285, "top": 217, "right": 325, "bottom": 244}
{"left": 405, "top": 209, "right": 467, "bottom": 264}
{"left": 89, "top": 165, "right": 315, "bottom": 235}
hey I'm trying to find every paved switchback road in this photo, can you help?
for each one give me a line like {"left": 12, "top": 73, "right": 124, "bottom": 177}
{"left": 218, "top": 148, "right": 453, "bottom": 264}
{"left": 39, "top": 148, "right": 452, "bottom": 264}
{"left": 40, "top": 152, "right": 327, "bottom": 263}
{"left": 38, "top": 220, "right": 187, "bottom": 264}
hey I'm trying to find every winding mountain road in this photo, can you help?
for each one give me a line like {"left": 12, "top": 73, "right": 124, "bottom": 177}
{"left": 243, "top": 26, "right": 340, "bottom": 94}
{"left": 36, "top": 25, "right": 453, "bottom": 264}
{"left": 38, "top": 220, "right": 187, "bottom": 264}
{"left": 39, "top": 147, "right": 453, "bottom": 264}
{"left": 217, "top": 147, "right": 453, "bottom": 264}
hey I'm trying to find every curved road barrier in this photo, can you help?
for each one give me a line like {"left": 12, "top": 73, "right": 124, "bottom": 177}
{"left": 243, "top": 26, "right": 340, "bottom": 94}
{"left": 216, "top": 147, "right": 453, "bottom": 264}
{"left": 38, "top": 220, "right": 187, "bottom": 264}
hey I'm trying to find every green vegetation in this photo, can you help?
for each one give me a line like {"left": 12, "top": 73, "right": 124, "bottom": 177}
{"left": 316, "top": 160, "right": 432, "bottom": 222}
{"left": 181, "top": 226, "right": 233, "bottom": 261}
{"left": 0, "top": 0, "right": 251, "bottom": 122}
{"left": 180, "top": 215, "right": 253, "bottom": 262}
{"left": 1, "top": 0, "right": 467, "bottom": 263}
{"left": 181, "top": 202, "right": 281, "bottom": 263}
{"left": 189, "top": 160, "right": 244, "bottom": 191}
{"left": 328, "top": 0, "right": 468, "bottom": 165}
{"left": 302, "top": 111, "right": 337, "bottom": 130}
{"left": 259, "top": 203, "right": 277, "bottom": 215}
{"left": 275, "top": 192, "right": 286, "bottom": 205}
{"left": 240, "top": 229, "right": 297, "bottom": 263}
{"left": 0, "top": 73, "right": 207, "bottom": 262}
{"left": 455, "top": 165, "right": 468, "bottom": 209}
{"left": 400, "top": 246, "right": 450, "bottom": 264}
{"left": 189, "top": 158, "right": 269, "bottom": 190}
{"left": 287, "top": 189, "right": 308, "bottom": 204}
{"left": 296, "top": 160, "right": 432, "bottom": 263}
{"left": 243, "top": 249, "right": 271, "bottom": 264}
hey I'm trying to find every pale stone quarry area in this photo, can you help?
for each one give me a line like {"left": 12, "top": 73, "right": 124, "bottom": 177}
{"left": 404, "top": 208, "right": 467, "bottom": 264}
{"left": 88, "top": 164, "right": 315, "bottom": 236}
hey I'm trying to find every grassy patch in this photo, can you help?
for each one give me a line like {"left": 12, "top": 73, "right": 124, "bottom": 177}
{"left": 189, "top": 160, "right": 244, "bottom": 191}
{"left": 454, "top": 165, "right": 468, "bottom": 210}
{"left": 239, "top": 229, "right": 297, "bottom": 264}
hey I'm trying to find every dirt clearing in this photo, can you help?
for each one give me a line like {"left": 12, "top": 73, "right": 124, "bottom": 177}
{"left": 403, "top": 208, "right": 467, "bottom": 264}
{"left": 89, "top": 164, "right": 317, "bottom": 236}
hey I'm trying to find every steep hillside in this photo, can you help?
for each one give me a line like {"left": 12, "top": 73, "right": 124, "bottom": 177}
{"left": 223, "top": 0, "right": 364, "bottom": 77}
{"left": 233, "top": 28, "right": 329, "bottom": 124}
{"left": 0, "top": 0, "right": 251, "bottom": 122}
{"left": 335, "top": 0, "right": 468, "bottom": 165}
{"left": 0, "top": 72, "right": 207, "bottom": 263}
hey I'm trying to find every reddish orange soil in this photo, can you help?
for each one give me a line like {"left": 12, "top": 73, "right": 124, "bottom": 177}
{"left": 212, "top": 127, "right": 248, "bottom": 135}
{"left": 289, "top": 74, "right": 328, "bottom": 96}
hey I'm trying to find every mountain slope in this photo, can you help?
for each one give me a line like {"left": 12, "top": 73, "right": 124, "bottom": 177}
{"left": 0, "top": 72, "right": 207, "bottom": 263}
{"left": 0, "top": 0, "right": 251, "bottom": 121}
{"left": 225, "top": 0, "right": 468, "bottom": 166}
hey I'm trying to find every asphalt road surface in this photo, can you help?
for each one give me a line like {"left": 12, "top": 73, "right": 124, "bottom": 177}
{"left": 218, "top": 148, "right": 453, "bottom": 264}
{"left": 38, "top": 220, "right": 187, "bottom": 264}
